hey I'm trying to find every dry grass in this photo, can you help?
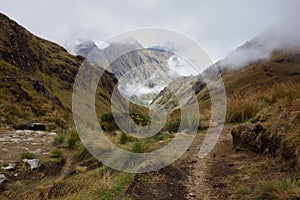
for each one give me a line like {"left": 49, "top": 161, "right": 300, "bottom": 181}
{"left": 75, "top": 165, "right": 87, "bottom": 174}
{"left": 282, "top": 127, "right": 300, "bottom": 166}
{"left": 226, "top": 82, "right": 300, "bottom": 123}
{"left": 254, "top": 177, "right": 300, "bottom": 200}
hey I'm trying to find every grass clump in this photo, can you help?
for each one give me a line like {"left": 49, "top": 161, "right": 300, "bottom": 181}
{"left": 130, "top": 140, "right": 146, "bottom": 153}
{"left": 226, "top": 95, "right": 264, "bottom": 123}
{"left": 119, "top": 132, "right": 129, "bottom": 144}
{"left": 226, "top": 82, "right": 300, "bottom": 123}
{"left": 53, "top": 129, "right": 80, "bottom": 149}
{"left": 49, "top": 149, "right": 63, "bottom": 158}
{"left": 21, "top": 152, "right": 36, "bottom": 159}
{"left": 255, "top": 177, "right": 300, "bottom": 200}
{"left": 100, "top": 113, "right": 119, "bottom": 131}
{"left": 75, "top": 165, "right": 87, "bottom": 174}
{"left": 54, "top": 134, "right": 65, "bottom": 146}
{"left": 164, "top": 119, "right": 181, "bottom": 133}
{"left": 74, "top": 143, "right": 93, "bottom": 161}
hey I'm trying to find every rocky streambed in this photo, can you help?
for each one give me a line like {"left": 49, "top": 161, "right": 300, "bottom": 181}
{"left": 0, "top": 129, "right": 57, "bottom": 164}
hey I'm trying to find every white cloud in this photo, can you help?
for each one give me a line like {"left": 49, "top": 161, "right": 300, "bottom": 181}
{"left": 0, "top": 0, "right": 299, "bottom": 62}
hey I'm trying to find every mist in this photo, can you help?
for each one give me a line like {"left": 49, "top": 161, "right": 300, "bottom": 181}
{"left": 219, "top": 14, "right": 300, "bottom": 69}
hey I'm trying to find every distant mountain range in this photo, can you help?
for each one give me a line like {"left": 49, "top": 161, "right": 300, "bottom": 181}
{"left": 66, "top": 38, "right": 183, "bottom": 105}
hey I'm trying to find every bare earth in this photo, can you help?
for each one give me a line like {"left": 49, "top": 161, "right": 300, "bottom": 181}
{"left": 127, "top": 126, "right": 257, "bottom": 200}
{"left": 0, "top": 129, "right": 57, "bottom": 164}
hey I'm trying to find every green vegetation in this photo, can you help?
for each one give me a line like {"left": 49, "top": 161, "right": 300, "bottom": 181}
{"left": 100, "top": 112, "right": 151, "bottom": 131}
{"left": 21, "top": 152, "right": 36, "bottom": 159}
{"left": 53, "top": 129, "right": 80, "bottom": 149}
{"left": 100, "top": 113, "right": 119, "bottom": 131}
{"left": 164, "top": 118, "right": 181, "bottom": 133}
{"left": 49, "top": 149, "right": 63, "bottom": 158}
{"left": 130, "top": 113, "right": 151, "bottom": 126}
{"left": 130, "top": 140, "right": 147, "bottom": 153}
{"left": 74, "top": 143, "right": 93, "bottom": 162}
{"left": 119, "top": 132, "right": 129, "bottom": 144}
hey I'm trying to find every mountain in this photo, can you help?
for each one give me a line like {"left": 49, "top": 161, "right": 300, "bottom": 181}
{"left": 152, "top": 34, "right": 300, "bottom": 113}
{"left": 0, "top": 13, "right": 122, "bottom": 130}
{"left": 68, "top": 38, "right": 177, "bottom": 105}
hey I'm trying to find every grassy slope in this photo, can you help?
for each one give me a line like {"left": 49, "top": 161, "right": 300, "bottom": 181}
{"left": 222, "top": 50, "right": 300, "bottom": 199}
{"left": 0, "top": 13, "right": 119, "bottom": 130}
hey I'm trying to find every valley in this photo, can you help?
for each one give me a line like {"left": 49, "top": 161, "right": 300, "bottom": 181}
{"left": 0, "top": 10, "right": 300, "bottom": 200}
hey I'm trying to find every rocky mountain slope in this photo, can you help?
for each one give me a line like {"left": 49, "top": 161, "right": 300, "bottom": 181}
{"left": 0, "top": 13, "right": 120, "bottom": 130}
{"left": 69, "top": 39, "right": 178, "bottom": 105}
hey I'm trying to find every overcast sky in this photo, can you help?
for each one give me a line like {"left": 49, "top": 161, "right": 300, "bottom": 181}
{"left": 1, "top": 0, "right": 299, "bottom": 62}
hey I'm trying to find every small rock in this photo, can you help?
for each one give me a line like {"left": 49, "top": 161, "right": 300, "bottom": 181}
{"left": 48, "top": 132, "right": 57, "bottom": 136}
{"left": 189, "top": 192, "right": 196, "bottom": 197}
{"left": 2, "top": 163, "right": 16, "bottom": 171}
{"left": 33, "top": 149, "right": 44, "bottom": 155}
{"left": 228, "top": 163, "right": 234, "bottom": 167}
{"left": 0, "top": 174, "right": 6, "bottom": 184}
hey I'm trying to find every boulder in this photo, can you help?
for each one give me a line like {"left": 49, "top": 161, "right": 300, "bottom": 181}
{"left": 1, "top": 163, "right": 16, "bottom": 171}
{"left": 231, "top": 123, "right": 278, "bottom": 154}
{"left": 15, "top": 122, "right": 46, "bottom": 131}
{"left": 23, "top": 159, "right": 40, "bottom": 170}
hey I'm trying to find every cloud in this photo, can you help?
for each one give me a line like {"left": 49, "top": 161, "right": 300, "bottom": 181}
{"left": 0, "top": 0, "right": 299, "bottom": 62}
{"left": 219, "top": 14, "right": 300, "bottom": 69}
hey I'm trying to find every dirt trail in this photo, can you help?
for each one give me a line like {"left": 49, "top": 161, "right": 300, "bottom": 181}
{"left": 185, "top": 126, "right": 235, "bottom": 200}
{"left": 127, "top": 126, "right": 236, "bottom": 200}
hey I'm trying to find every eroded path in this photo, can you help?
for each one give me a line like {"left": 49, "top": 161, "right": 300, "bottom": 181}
{"left": 126, "top": 126, "right": 247, "bottom": 200}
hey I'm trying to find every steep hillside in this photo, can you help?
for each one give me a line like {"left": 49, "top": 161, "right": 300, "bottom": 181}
{"left": 152, "top": 45, "right": 300, "bottom": 114}
{"left": 0, "top": 13, "right": 118, "bottom": 130}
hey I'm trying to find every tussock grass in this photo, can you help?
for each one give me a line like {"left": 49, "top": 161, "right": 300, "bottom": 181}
{"left": 21, "top": 152, "right": 36, "bottom": 159}
{"left": 75, "top": 165, "right": 87, "bottom": 174}
{"left": 226, "top": 82, "right": 300, "bottom": 123}
{"left": 227, "top": 95, "right": 264, "bottom": 123}
{"left": 282, "top": 127, "right": 300, "bottom": 166}
{"left": 255, "top": 177, "right": 300, "bottom": 200}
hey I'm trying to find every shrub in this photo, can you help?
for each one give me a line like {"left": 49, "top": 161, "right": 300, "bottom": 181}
{"left": 130, "top": 113, "right": 151, "bottom": 126}
{"left": 119, "top": 132, "right": 129, "bottom": 144}
{"left": 100, "top": 113, "right": 119, "bottom": 131}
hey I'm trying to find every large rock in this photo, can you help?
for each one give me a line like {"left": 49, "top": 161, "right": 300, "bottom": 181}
{"left": 231, "top": 123, "right": 274, "bottom": 153}
{"left": 23, "top": 159, "right": 40, "bottom": 170}
{"left": 1, "top": 163, "right": 16, "bottom": 171}
{"left": 15, "top": 122, "right": 46, "bottom": 131}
